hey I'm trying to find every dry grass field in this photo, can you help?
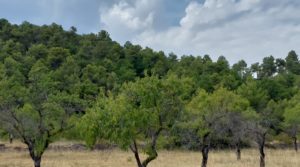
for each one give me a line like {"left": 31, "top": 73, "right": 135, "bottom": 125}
{"left": 0, "top": 141, "right": 299, "bottom": 167}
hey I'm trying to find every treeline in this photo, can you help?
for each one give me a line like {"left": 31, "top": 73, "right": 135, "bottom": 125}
{"left": 0, "top": 19, "right": 300, "bottom": 167}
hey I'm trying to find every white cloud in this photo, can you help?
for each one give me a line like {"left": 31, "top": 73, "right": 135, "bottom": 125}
{"left": 100, "top": 0, "right": 158, "bottom": 42}
{"left": 179, "top": 0, "right": 261, "bottom": 29}
{"left": 101, "top": 0, "right": 300, "bottom": 64}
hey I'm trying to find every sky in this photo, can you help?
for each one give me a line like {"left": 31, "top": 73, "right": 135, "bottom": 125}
{"left": 1, "top": 0, "right": 300, "bottom": 64}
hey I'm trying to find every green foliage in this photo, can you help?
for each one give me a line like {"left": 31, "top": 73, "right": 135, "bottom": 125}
{"left": 286, "top": 51, "right": 300, "bottom": 74}
{"left": 284, "top": 104, "right": 300, "bottom": 125}
{"left": 237, "top": 78, "right": 269, "bottom": 111}
{"left": 1, "top": 19, "right": 300, "bottom": 166}
{"left": 80, "top": 75, "right": 187, "bottom": 167}
{"left": 190, "top": 88, "right": 251, "bottom": 123}
{"left": 283, "top": 93, "right": 300, "bottom": 138}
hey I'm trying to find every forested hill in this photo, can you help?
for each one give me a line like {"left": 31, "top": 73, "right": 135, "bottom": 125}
{"left": 0, "top": 18, "right": 299, "bottom": 97}
{"left": 1, "top": 18, "right": 300, "bottom": 167}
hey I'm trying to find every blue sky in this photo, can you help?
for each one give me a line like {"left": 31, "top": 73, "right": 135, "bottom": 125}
{"left": 1, "top": 0, "right": 300, "bottom": 64}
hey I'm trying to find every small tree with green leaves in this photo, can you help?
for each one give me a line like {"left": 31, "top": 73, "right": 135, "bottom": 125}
{"left": 0, "top": 54, "right": 84, "bottom": 167}
{"left": 81, "top": 75, "right": 185, "bottom": 167}
{"left": 187, "top": 88, "right": 253, "bottom": 167}
{"left": 283, "top": 93, "right": 300, "bottom": 152}
{"left": 237, "top": 78, "right": 270, "bottom": 167}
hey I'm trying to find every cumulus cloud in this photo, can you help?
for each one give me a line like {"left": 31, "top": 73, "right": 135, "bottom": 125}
{"left": 100, "top": 0, "right": 159, "bottom": 42}
{"left": 179, "top": 0, "right": 261, "bottom": 29}
{"left": 101, "top": 0, "right": 300, "bottom": 64}
{"left": 2, "top": 0, "right": 299, "bottom": 63}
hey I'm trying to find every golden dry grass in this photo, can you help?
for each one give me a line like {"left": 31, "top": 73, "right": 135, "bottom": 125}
{"left": 0, "top": 141, "right": 299, "bottom": 167}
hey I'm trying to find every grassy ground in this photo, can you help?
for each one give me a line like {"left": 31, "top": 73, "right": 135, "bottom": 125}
{"left": 0, "top": 141, "right": 299, "bottom": 167}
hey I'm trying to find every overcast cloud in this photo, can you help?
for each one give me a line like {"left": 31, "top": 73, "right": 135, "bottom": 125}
{"left": 1, "top": 0, "right": 300, "bottom": 64}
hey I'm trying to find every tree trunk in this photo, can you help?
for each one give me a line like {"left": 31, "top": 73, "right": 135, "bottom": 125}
{"left": 9, "top": 134, "right": 13, "bottom": 144}
{"left": 130, "top": 140, "right": 143, "bottom": 167}
{"left": 130, "top": 128, "right": 162, "bottom": 167}
{"left": 201, "top": 133, "right": 210, "bottom": 167}
{"left": 259, "top": 134, "right": 266, "bottom": 167}
{"left": 134, "top": 151, "right": 143, "bottom": 167}
{"left": 141, "top": 128, "right": 162, "bottom": 167}
{"left": 259, "top": 144, "right": 265, "bottom": 167}
{"left": 236, "top": 143, "right": 241, "bottom": 160}
{"left": 27, "top": 144, "right": 44, "bottom": 167}
{"left": 142, "top": 151, "right": 158, "bottom": 167}
{"left": 33, "top": 157, "right": 41, "bottom": 167}
{"left": 130, "top": 138, "right": 159, "bottom": 167}
{"left": 293, "top": 137, "right": 298, "bottom": 152}
{"left": 201, "top": 145, "right": 209, "bottom": 167}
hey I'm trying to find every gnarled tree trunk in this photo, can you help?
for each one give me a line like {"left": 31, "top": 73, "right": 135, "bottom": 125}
{"left": 130, "top": 127, "right": 162, "bottom": 167}
{"left": 142, "top": 149, "right": 158, "bottom": 167}
{"left": 142, "top": 128, "right": 162, "bottom": 167}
